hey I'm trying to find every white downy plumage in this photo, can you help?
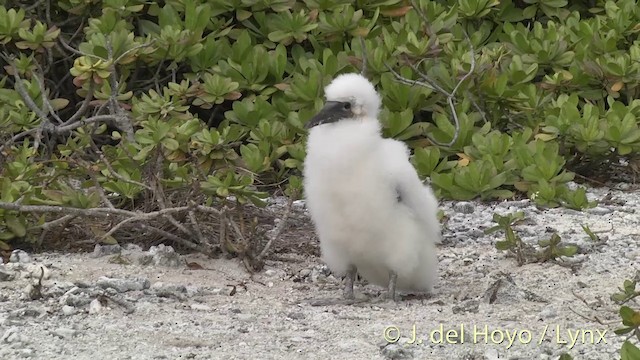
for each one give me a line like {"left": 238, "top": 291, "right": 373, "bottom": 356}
{"left": 303, "top": 73, "right": 441, "bottom": 300}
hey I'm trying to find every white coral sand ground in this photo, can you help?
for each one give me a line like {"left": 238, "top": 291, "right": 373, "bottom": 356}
{"left": 0, "top": 182, "right": 639, "bottom": 360}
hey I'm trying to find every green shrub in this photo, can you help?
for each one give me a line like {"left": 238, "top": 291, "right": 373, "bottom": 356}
{"left": 0, "top": 0, "right": 639, "bottom": 251}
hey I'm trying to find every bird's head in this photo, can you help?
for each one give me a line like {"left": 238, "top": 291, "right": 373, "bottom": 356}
{"left": 305, "top": 73, "right": 381, "bottom": 129}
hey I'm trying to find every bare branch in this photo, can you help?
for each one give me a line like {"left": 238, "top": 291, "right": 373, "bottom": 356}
{"left": 257, "top": 192, "right": 297, "bottom": 261}
{"left": 0, "top": 201, "right": 187, "bottom": 218}
{"left": 188, "top": 208, "right": 206, "bottom": 244}
{"left": 32, "top": 62, "right": 63, "bottom": 124}
{"left": 2, "top": 53, "right": 50, "bottom": 121}
{"left": 0, "top": 128, "right": 39, "bottom": 155}
{"left": 113, "top": 41, "right": 155, "bottom": 65}
{"left": 28, "top": 214, "right": 76, "bottom": 231}
{"left": 64, "top": 81, "right": 94, "bottom": 125}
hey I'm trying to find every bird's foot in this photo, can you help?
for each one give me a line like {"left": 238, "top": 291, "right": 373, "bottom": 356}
{"left": 387, "top": 270, "right": 398, "bottom": 302}
{"left": 343, "top": 264, "right": 357, "bottom": 300}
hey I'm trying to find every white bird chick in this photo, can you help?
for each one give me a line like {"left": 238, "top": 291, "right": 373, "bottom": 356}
{"left": 303, "top": 73, "right": 441, "bottom": 301}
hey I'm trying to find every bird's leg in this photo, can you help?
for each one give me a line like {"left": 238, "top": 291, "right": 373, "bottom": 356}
{"left": 387, "top": 270, "right": 398, "bottom": 301}
{"left": 343, "top": 264, "right": 357, "bottom": 299}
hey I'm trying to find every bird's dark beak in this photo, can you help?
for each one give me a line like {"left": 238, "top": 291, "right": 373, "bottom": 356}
{"left": 305, "top": 101, "right": 353, "bottom": 129}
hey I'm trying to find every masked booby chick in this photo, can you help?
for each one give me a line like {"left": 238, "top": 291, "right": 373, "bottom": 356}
{"left": 303, "top": 73, "right": 441, "bottom": 301}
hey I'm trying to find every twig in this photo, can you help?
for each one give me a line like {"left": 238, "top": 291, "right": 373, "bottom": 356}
{"left": 188, "top": 208, "right": 206, "bottom": 244}
{"left": 256, "top": 191, "right": 297, "bottom": 261}
{"left": 32, "top": 62, "right": 63, "bottom": 124}
{"left": 28, "top": 214, "right": 76, "bottom": 231}
{"left": 0, "top": 128, "right": 39, "bottom": 155}
{"left": 151, "top": 156, "right": 194, "bottom": 238}
{"left": 63, "top": 81, "right": 94, "bottom": 125}
{"left": 0, "top": 201, "right": 188, "bottom": 218}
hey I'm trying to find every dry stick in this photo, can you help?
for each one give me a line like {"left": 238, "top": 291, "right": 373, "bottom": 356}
{"left": 63, "top": 82, "right": 94, "bottom": 126}
{"left": 0, "top": 201, "right": 190, "bottom": 218}
{"left": 106, "top": 40, "right": 135, "bottom": 143}
{"left": 151, "top": 151, "right": 194, "bottom": 238}
{"left": 32, "top": 63, "right": 63, "bottom": 124}
{"left": 256, "top": 192, "right": 297, "bottom": 261}
{"left": 28, "top": 214, "right": 77, "bottom": 231}
{"left": 0, "top": 128, "right": 39, "bottom": 154}
{"left": 88, "top": 170, "right": 116, "bottom": 209}
{"left": 218, "top": 207, "right": 228, "bottom": 255}
{"left": 187, "top": 208, "right": 206, "bottom": 245}
{"left": 2, "top": 53, "right": 50, "bottom": 118}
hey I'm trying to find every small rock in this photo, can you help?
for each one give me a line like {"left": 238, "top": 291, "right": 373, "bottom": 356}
{"left": 64, "top": 293, "right": 92, "bottom": 307}
{"left": 586, "top": 206, "right": 613, "bottom": 215}
{"left": 17, "top": 348, "right": 34, "bottom": 358}
{"left": 97, "top": 277, "right": 150, "bottom": 292}
{"left": 89, "top": 299, "right": 103, "bottom": 314}
{"left": 143, "top": 245, "right": 183, "bottom": 267}
{"left": 190, "top": 304, "right": 212, "bottom": 311}
{"left": 91, "top": 244, "right": 122, "bottom": 258}
{"left": 123, "top": 243, "right": 143, "bottom": 252}
{"left": 264, "top": 269, "right": 277, "bottom": 277}
{"left": 22, "top": 284, "right": 43, "bottom": 300}
{"left": 0, "top": 267, "right": 14, "bottom": 281}
{"left": 287, "top": 312, "right": 305, "bottom": 320}
{"left": 236, "top": 313, "right": 255, "bottom": 321}
{"left": 380, "top": 343, "right": 413, "bottom": 359}
{"left": 462, "top": 258, "right": 474, "bottom": 265}
{"left": 61, "top": 305, "right": 76, "bottom": 316}
{"left": 26, "top": 264, "right": 50, "bottom": 280}
{"left": 211, "top": 288, "right": 224, "bottom": 296}
{"left": 538, "top": 305, "right": 557, "bottom": 319}
{"left": 1, "top": 328, "right": 23, "bottom": 343}
{"left": 299, "top": 269, "right": 311, "bottom": 278}
{"left": 151, "top": 282, "right": 187, "bottom": 293}
{"left": 484, "top": 348, "right": 500, "bottom": 360}
{"left": 453, "top": 202, "right": 475, "bottom": 214}
{"left": 9, "top": 250, "right": 31, "bottom": 263}
{"left": 452, "top": 299, "right": 479, "bottom": 314}
{"left": 52, "top": 327, "right": 78, "bottom": 338}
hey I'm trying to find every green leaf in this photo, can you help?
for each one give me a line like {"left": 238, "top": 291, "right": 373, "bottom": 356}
{"left": 621, "top": 341, "right": 640, "bottom": 360}
{"left": 5, "top": 214, "right": 26, "bottom": 237}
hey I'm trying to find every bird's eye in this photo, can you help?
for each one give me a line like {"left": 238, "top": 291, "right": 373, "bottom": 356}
{"left": 343, "top": 103, "right": 351, "bottom": 110}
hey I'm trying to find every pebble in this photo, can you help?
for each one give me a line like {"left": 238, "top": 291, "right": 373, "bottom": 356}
{"left": 1, "top": 328, "right": 22, "bottom": 343}
{"left": 142, "top": 245, "right": 183, "bottom": 267}
{"left": 453, "top": 202, "right": 475, "bottom": 214}
{"left": 61, "top": 305, "right": 76, "bottom": 316}
{"left": 586, "top": 206, "right": 613, "bottom": 215}
{"left": 9, "top": 250, "right": 31, "bottom": 263}
{"left": 0, "top": 267, "right": 14, "bottom": 281}
{"left": 88, "top": 299, "right": 103, "bottom": 314}
{"left": 51, "top": 327, "right": 78, "bottom": 338}
{"left": 380, "top": 343, "right": 413, "bottom": 359}
{"left": 190, "top": 304, "right": 212, "bottom": 311}
{"left": 26, "top": 264, "right": 50, "bottom": 280}
{"left": 91, "top": 244, "right": 122, "bottom": 258}
{"left": 96, "top": 277, "right": 150, "bottom": 292}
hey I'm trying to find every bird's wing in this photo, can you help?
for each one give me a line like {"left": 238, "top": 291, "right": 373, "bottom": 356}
{"left": 380, "top": 139, "right": 442, "bottom": 243}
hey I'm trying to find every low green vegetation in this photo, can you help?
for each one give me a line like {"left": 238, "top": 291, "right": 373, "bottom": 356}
{"left": 0, "top": 1, "right": 638, "bottom": 251}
